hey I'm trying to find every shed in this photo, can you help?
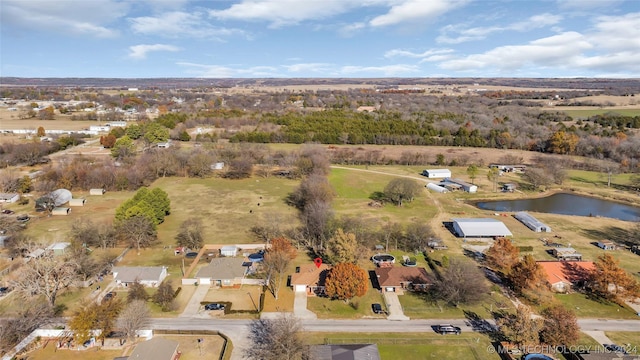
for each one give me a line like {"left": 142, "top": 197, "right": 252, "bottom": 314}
{"left": 47, "top": 242, "right": 70, "bottom": 255}
{"left": 0, "top": 193, "right": 20, "bottom": 203}
{"left": 452, "top": 218, "right": 512, "bottom": 238}
{"left": 112, "top": 266, "right": 168, "bottom": 287}
{"left": 502, "top": 183, "right": 517, "bottom": 192}
{"left": 220, "top": 245, "right": 238, "bottom": 257}
{"left": 51, "top": 207, "right": 71, "bottom": 215}
{"left": 426, "top": 182, "right": 449, "bottom": 193}
{"left": 89, "top": 188, "right": 105, "bottom": 195}
{"left": 597, "top": 241, "right": 616, "bottom": 250}
{"left": 551, "top": 247, "right": 582, "bottom": 261}
{"left": 442, "top": 178, "right": 477, "bottom": 193}
{"left": 422, "top": 169, "right": 451, "bottom": 179}
{"left": 128, "top": 337, "right": 179, "bottom": 360}
{"left": 514, "top": 212, "right": 551, "bottom": 232}
{"left": 69, "top": 198, "right": 86, "bottom": 206}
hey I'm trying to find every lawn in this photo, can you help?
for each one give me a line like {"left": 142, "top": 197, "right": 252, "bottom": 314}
{"left": 604, "top": 332, "right": 640, "bottom": 349}
{"left": 16, "top": 342, "right": 122, "bottom": 360}
{"left": 552, "top": 293, "right": 638, "bottom": 319}
{"left": 307, "top": 286, "right": 386, "bottom": 319}
{"left": 400, "top": 290, "right": 513, "bottom": 320}
{"left": 306, "top": 332, "right": 501, "bottom": 360}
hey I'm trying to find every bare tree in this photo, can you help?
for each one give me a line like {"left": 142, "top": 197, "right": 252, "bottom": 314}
{"left": 498, "top": 305, "right": 542, "bottom": 346}
{"left": 263, "top": 250, "right": 292, "bottom": 300}
{"left": 10, "top": 252, "right": 79, "bottom": 307}
{"left": 0, "top": 301, "right": 53, "bottom": 355}
{"left": 433, "top": 258, "right": 490, "bottom": 306}
{"left": 115, "top": 215, "right": 157, "bottom": 254}
{"left": 244, "top": 314, "right": 309, "bottom": 360}
{"left": 175, "top": 218, "right": 204, "bottom": 250}
{"left": 117, "top": 300, "right": 150, "bottom": 343}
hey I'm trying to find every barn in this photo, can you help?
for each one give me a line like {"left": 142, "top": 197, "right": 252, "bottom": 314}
{"left": 51, "top": 207, "right": 71, "bottom": 215}
{"left": 514, "top": 212, "right": 551, "bottom": 232}
{"left": 89, "top": 188, "right": 106, "bottom": 195}
{"left": 422, "top": 169, "right": 452, "bottom": 179}
{"left": 452, "top": 218, "right": 512, "bottom": 238}
{"left": 69, "top": 198, "right": 86, "bottom": 206}
{"left": 441, "top": 178, "right": 478, "bottom": 193}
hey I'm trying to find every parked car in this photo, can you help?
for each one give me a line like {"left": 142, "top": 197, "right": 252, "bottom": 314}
{"left": 372, "top": 303, "right": 383, "bottom": 314}
{"left": 436, "top": 324, "right": 461, "bottom": 335}
{"left": 16, "top": 214, "right": 29, "bottom": 222}
{"left": 185, "top": 252, "right": 198, "bottom": 258}
{"left": 0, "top": 287, "right": 10, "bottom": 296}
{"left": 604, "top": 344, "right": 627, "bottom": 354}
{"left": 103, "top": 292, "right": 116, "bottom": 301}
{"left": 1, "top": 209, "right": 14, "bottom": 215}
{"left": 204, "top": 303, "right": 225, "bottom": 311}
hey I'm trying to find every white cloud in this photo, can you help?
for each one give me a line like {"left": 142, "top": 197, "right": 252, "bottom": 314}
{"left": 128, "top": 44, "right": 180, "bottom": 59}
{"left": 129, "top": 11, "right": 245, "bottom": 39}
{"left": 283, "top": 63, "right": 333, "bottom": 73}
{"left": 339, "top": 64, "right": 421, "bottom": 76}
{"left": 1, "top": 0, "right": 127, "bottom": 38}
{"left": 384, "top": 48, "right": 454, "bottom": 59}
{"left": 437, "top": 13, "right": 563, "bottom": 44}
{"left": 369, "top": 0, "right": 467, "bottom": 28}
{"left": 177, "top": 62, "right": 281, "bottom": 77}
{"left": 557, "top": 0, "right": 624, "bottom": 11}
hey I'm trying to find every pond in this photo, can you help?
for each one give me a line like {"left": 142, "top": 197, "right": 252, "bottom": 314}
{"left": 475, "top": 193, "right": 640, "bottom": 222}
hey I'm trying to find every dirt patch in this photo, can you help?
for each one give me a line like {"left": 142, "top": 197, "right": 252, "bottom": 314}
{"left": 203, "top": 285, "right": 262, "bottom": 312}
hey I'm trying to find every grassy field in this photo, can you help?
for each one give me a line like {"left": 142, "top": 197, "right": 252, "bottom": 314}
{"left": 604, "top": 332, "right": 640, "bottom": 349}
{"left": 551, "top": 293, "right": 638, "bottom": 319}
{"left": 306, "top": 332, "right": 501, "bottom": 360}
{"left": 557, "top": 108, "right": 640, "bottom": 118}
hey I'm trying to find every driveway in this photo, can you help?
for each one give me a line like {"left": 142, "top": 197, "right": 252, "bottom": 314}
{"left": 583, "top": 331, "right": 615, "bottom": 346}
{"left": 383, "top": 292, "right": 410, "bottom": 321}
{"left": 179, "top": 284, "right": 210, "bottom": 318}
{"left": 293, "top": 291, "right": 318, "bottom": 319}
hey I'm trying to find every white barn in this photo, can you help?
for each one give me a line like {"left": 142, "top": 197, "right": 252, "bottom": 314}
{"left": 452, "top": 218, "right": 512, "bottom": 238}
{"left": 514, "top": 212, "right": 551, "bottom": 232}
{"left": 422, "top": 169, "right": 452, "bottom": 179}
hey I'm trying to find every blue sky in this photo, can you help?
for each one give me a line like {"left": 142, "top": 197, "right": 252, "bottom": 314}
{"left": 1, "top": 0, "right": 639, "bottom": 78}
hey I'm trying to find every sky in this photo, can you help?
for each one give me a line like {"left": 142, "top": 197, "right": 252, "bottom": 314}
{"left": 1, "top": 0, "right": 639, "bottom": 78}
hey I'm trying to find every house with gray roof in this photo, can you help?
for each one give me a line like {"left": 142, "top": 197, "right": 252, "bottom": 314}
{"left": 112, "top": 266, "right": 167, "bottom": 287}
{"left": 195, "top": 257, "right": 246, "bottom": 287}
{"left": 310, "top": 344, "right": 381, "bottom": 360}
{"left": 128, "top": 337, "right": 179, "bottom": 360}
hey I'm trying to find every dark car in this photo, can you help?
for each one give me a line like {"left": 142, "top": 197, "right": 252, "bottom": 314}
{"left": 605, "top": 344, "right": 627, "bottom": 354}
{"left": 185, "top": 252, "right": 198, "bottom": 258}
{"left": 103, "top": 292, "right": 116, "bottom": 301}
{"left": 436, "top": 324, "right": 461, "bottom": 335}
{"left": 372, "top": 303, "right": 383, "bottom": 314}
{"left": 1, "top": 209, "right": 14, "bottom": 215}
{"left": 16, "top": 214, "right": 30, "bottom": 222}
{"left": 0, "top": 287, "right": 10, "bottom": 296}
{"left": 204, "top": 303, "right": 225, "bottom": 311}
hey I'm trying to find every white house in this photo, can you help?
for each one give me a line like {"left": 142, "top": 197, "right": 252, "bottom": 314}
{"left": 47, "top": 242, "right": 70, "bottom": 256}
{"left": 0, "top": 193, "right": 19, "bottom": 203}
{"left": 422, "top": 169, "right": 452, "bottom": 179}
{"left": 112, "top": 266, "right": 168, "bottom": 287}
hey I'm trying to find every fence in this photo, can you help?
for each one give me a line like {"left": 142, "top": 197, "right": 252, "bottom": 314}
{"left": 154, "top": 329, "right": 231, "bottom": 360}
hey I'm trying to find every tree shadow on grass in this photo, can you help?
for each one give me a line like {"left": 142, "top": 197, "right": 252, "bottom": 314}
{"left": 582, "top": 226, "right": 635, "bottom": 248}
{"left": 463, "top": 310, "right": 505, "bottom": 342}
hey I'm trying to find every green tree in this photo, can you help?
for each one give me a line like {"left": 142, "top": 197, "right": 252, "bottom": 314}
{"left": 127, "top": 281, "right": 149, "bottom": 302}
{"left": 324, "top": 263, "right": 368, "bottom": 302}
{"left": 111, "top": 135, "right": 135, "bottom": 159}
{"left": 178, "top": 130, "right": 191, "bottom": 141}
{"left": 143, "top": 122, "right": 169, "bottom": 144}
{"left": 324, "top": 229, "right": 358, "bottom": 264}
{"left": 487, "top": 167, "right": 500, "bottom": 192}
{"left": 125, "top": 124, "right": 142, "bottom": 139}
{"left": 435, "top": 153, "right": 445, "bottom": 165}
{"left": 18, "top": 175, "right": 32, "bottom": 194}
{"left": 153, "top": 280, "right": 176, "bottom": 312}
{"left": 384, "top": 178, "right": 422, "bottom": 206}
{"left": 466, "top": 164, "right": 478, "bottom": 184}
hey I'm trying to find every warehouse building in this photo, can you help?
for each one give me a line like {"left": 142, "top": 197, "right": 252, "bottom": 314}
{"left": 452, "top": 218, "right": 512, "bottom": 238}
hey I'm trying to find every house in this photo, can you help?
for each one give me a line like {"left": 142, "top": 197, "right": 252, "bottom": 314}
{"left": 89, "top": 188, "right": 105, "bottom": 195}
{"left": 156, "top": 142, "right": 172, "bottom": 148}
{"left": 551, "top": 247, "right": 582, "bottom": 261}
{"left": 441, "top": 178, "right": 477, "bottom": 193}
{"left": 374, "top": 267, "right": 431, "bottom": 293}
{"left": 290, "top": 263, "right": 331, "bottom": 296}
{"left": 596, "top": 241, "right": 616, "bottom": 250}
{"left": 195, "top": 257, "right": 246, "bottom": 287}
{"left": 47, "top": 242, "right": 70, "bottom": 256}
{"left": 69, "top": 198, "right": 86, "bottom": 206}
{"left": 537, "top": 261, "right": 595, "bottom": 293}
{"left": 502, "top": 183, "right": 517, "bottom": 192}
{"left": 514, "top": 212, "right": 551, "bottom": 232}
{"left": 51, "top": 207, "right": 71, "bottom": 215}
{"left": 310, "top": 344, "right": 381, "bottom": 360}
{"left": 0, "top": 193, "right": 20, "bottom": 203}
{"left": 89, "top": 125, "right": 110, "bottom": 132}
{"left": 422, "top": 169, "right": 451, "bottom": 179}
{"left": 489, "top": 164, "right": 526, "bottom": 173}
{"left": 452, "top": 218, "right": 512, "bottom": 238}
{"left": 112, "top": 266, "right": 168, "bottom": 287}
{"left": 220, "top": 245, "right": 238, "bottom": 257}
{"left": 128, "top": 337, "right": 179, "bottom": 360}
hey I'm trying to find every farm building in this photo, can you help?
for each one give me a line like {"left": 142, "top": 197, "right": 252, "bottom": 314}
{"left": 422, "top": 169, "right": 451, "bottom": 179}
{"left": 69, "top": 198, "right": 86, "bottom": 206}
{"left": 426, "top": 182, "right": 449, "bottom": 193}
{"left": 290, "top": 263, "right": 331, "bottom": 295}
{"left": 47, "top": 242, "right": 70, "bottom": 255}
{"left": 441, "top": 178, "right": 477, "bottom": 193}
{"left": 551, "top": 247, "right": 582, "bottom": 261}
{"left": 452, "top": 218, "right": 512, "bottom": 238}
{"left": 89, "top": 188, "right": 105, "bottom": 195}
{"left": 35, "top": 189, "right": 72, "bottom": 211}
{"left": 195, "top": 257, "right": 247, "bottom": 287}
{"left": 597, "top": 241, "right": 616, "bottom": 250}
{"left": 537, "top": 261, "right": 594, "bottom": 293}
{"left": 220, "top": 245, "right": 239, "bottom": 257}
{"left": 0, "top": 193, "right": 19, "bottom": 203}
{"left": 51, "top": 207, "right": 71, "bottom": 215}
{"left": 489, "top": 164, "right": 526, "bottom": 173}
{"left": 112, "top": 266, "right": 168, "bottom": 287}
{"left": 514, "top": 212, "right": 551, "bottom": 232}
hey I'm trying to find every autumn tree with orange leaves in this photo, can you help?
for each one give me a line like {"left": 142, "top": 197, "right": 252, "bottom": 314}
{"left": 589, "top": 253, "right": 640, "bottom": 304}
{"left": 485, "top": 237, "right": 519, "bottom": 274}
{"left": 324, "top": 262, "right": 368, "bottom": 302}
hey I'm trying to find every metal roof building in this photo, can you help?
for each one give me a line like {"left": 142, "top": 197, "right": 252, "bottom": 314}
{"left": 452, "top": 218, "right": 512, "bottom": 238}
{"left": 514, "top": 211, "right": 551, "bottom": 232}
